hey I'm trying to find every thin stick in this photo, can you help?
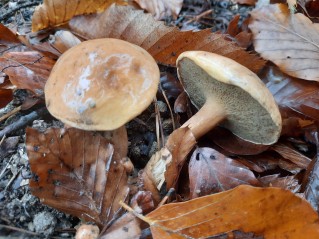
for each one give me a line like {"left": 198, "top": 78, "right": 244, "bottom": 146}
{"left": 0, "top": 107, "right": 48, "bottom": 138}
{"left": 160, "top": 85, "right": 176, "bottom": 130}
{"left": 157, "top": 188, "right": 175, "bottom": 207}
{"left": 184, "top": 9, "right": 213, "bottom": 25}
{"left": 0, "top": 105, "right": 22, "bottom": 123}
{"left": 0, "top": 224, "right": 40, "bottom": 236}
{"left": 119, "top": 201, "right": 153, "bottom": 225}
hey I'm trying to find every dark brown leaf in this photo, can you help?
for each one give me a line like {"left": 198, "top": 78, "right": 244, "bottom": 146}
{"left": 261, "top": 65, "right": 319, "bottom": 121}
{"left": 69, "top": 4, "right": 265, "bottom": 72}
{"left": 26, "top": 127, "right": 129, "bottom": 226}
{"left": 189, "top": 147, "right": 260, "bottom": 198}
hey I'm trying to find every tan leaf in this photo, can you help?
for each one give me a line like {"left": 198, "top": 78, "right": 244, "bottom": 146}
{"left": 0, "top": 51, "right": 55, "bottom": 96}
{"left": 69, "top": 4, "right": 265, "bottom": 72}
{"left": 189, "top": 147, "right": 260, "bottom": 198}
{"left": 26, "top": 127, "right": 129, "bottom": 226}
{"left": 145, "top": 185, "right": 319, "bottom": 239}
{"left": 31, "top": 0, "right": 127, "bottom": 32}
{"left": 134, "top": 0, "right": 183, "bottom": 20}
{"left": 249, "top": 4, "right": 319, "bottom": 81}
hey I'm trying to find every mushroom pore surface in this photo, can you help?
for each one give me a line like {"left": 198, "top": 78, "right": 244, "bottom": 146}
{"left": 178, "top": 57, "right": 280, "bottom": 145}
{"left": 45, "top": 38, "right": 160, "bottom": 130}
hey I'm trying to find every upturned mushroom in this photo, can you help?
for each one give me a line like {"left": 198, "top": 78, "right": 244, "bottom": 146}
{"left": 177, "top": 51, "right": 281, "bottom": 145}
{"left": 45, "top": 38, "right": 160, "bottom": 131}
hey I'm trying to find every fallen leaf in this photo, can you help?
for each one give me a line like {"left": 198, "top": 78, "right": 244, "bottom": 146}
{"left": 262, "top": 65, "right": 319, "bottom": 121}
{"left": 69, "top": 4, "right": 265, "bottom": 72}
{"left": 142, "top": 127, "right": 196, "bottom": 200}
{"left": 189, "top": 147, "right": 260, "bottom": 198}
{"left": 271, "top": 143, "right": 312, "bottom": 169}
{"left": 0, "top": 88, "right": 13, "bottom": 108}
{"left": 31, "top": 0, "right": 127, "bottom": 32}
{"left": 0, "top": 23, "right": 24, "bottom": 54}
{"left": 144, "top": 185, "right": 319, "bottom": 238}
{"left": 100, "top": 213, "right": 141, "bottom": 239}
{"left": 26, "top": 127, "right": 129, "bottom": 226}
{"left": 249, "top": 4, "right": 319, "bottom": 81}
{"left": 208, "top": 127, "right": 269, "bottom": 155}
{"left": 0, "top": 51, "right": 55, "bottom": 96}
{"left": 134, "top": 0, "right": 183, "bottom": 20}
{"left": 259, "top": 174, "right": 301, "bottom": 193}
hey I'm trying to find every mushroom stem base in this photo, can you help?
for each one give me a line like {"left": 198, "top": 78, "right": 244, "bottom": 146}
{"left": 181, "top": 100, "right": 226, "bottom": 139}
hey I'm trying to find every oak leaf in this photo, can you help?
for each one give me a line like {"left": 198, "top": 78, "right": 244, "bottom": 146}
{"left": 143, "top": 185, "right": 319, "bottom": 239}
{"left": 26, "top": 127, "right": 129, "bottom": 226}
{"left": 69, "top": 4, "right": 265, "bottom": 72}
{"left": 31, "top": 0, "right": 127, "bottom": 32}
{"left": 249, "top": 4, "right": 319, "bottom": 81}
{"left": 134, "top": 0, "right": 183, "bottom": 20}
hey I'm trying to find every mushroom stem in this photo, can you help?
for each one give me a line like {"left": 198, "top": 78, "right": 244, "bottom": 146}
{"left": 181, "top": 98, "right": 226, "bottom": 139}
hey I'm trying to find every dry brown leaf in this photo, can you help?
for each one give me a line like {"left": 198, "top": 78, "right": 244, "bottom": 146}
{"left": 271, "top": 143, "right": 311, "bottom": 169}
{"left": 232, "top": 0, "right": 256, "bottom": 6}
{"left": 259, "top": 174, "right": 301, "bottom": 193}
{"left": 69, "top": 4, "right": 265, "bottom": 72}
{"left": 134, "top": 0, "right": 183, "bottom": 20}
{"left": 261, "top": 65, "right": 319, "bottom": 121}
{"left": 208, "top": 127, "right": 269, "bottom": 155}
{"left": 189, "top": 147, "right": 260, "bottom": 198}
{"left": 31, "top": 0, "right": 127, "bottom": 32}
{"left": 0, "top": 87, "right": 13, "bottom": 108}
{"left": 144, "top": 185, "right": 319, "bottom": 238}
{"left": 100, "top": 213, "right": 141, "bottom": 239}
{"left": 0, "top": 51, "right": 55, "bottom": 96}
{"left": 26, "top": 127, "right": 129, "bottom": 226}
{"left": 0, "top": 23, "right": 25, "bottom": 54}
{"left": 249, "top": 4, "right": 319, "bottom": 81}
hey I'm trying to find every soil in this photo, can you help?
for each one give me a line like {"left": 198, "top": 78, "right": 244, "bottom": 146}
{"left": 0, "top": 0, "right": 253, "bottom": 238}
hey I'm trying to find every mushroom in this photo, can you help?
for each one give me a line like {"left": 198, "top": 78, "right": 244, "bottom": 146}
{"left": 176, "top": 51, "right": 281, "bottom": 145}
{"left": 45, "top": 38, "right": 160, "bottom": 131}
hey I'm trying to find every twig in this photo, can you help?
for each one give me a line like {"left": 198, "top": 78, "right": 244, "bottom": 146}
{"left": 0, "top": 106, "right": 22, "bottom": 123}
{"left": 0, "top": 224, "right": 40, "bottom": 236}
{"left": 0, "top": 2, "right": 40, "bottom": 22}
{"left": 160, "top": 85, "right": 176, "bottom": 130}
{"left": 157, "top": 188, "right": 175, "bottom": 207}
{"left": 184, "top": 9, "right": 213, "bottom": 25}
{"left": 0, "top": 107, "right": 48, "bottom": 138}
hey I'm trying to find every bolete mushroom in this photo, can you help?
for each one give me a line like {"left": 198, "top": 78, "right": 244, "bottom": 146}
{"left": 177, "top": 51, "right": 281, "bottom": 145}
{"left": 45, "top": 38, "right": 160, "bottom": 131}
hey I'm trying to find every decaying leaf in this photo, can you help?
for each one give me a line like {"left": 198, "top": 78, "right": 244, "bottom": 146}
{"left": 0, "top": 51, "right": 55, "bottom": 96}
{"left": 144, "top": 185, "right": 319, "bottom": 239}
{"left": 189, "top": 147, "right": 260, "bottom": 198}
{"left": 249, "top": 4, "right": 319, "bottom": 81}
{"left": 26, "top": 127, "right": 129, "bottom": 226}
{"left": 262, "top": 65, "right": 319, "bottom": 121}
{"left": 259, "top": 174, "right": 301, "bottom": 193}
{"left": 0, "top": 23, "right": 25, "bottom": 54}
{"left": 0, "top": 89, "right": 13, "bottom": 108}
{"left": 31, "top": 0, "right": 127, "bottom": 32}
{"left": 69, "top": 4, "right": 265, "bottom": 72}
{"left": 134, "top": 0, "right": 183, "bottom": 20}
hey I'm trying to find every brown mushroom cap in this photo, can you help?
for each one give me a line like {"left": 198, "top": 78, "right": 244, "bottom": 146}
{"left": 45, "top": 38, "right": 160, "bottom": 130}
{"left": 177, "top": 51, "right": 282, "bottom": 145}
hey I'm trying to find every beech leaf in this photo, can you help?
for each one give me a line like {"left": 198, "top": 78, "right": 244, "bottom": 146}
{"left": 249, "top": 4, "right": 319, "bottom": 81}
{"left": 26, "top": 127, "right": 129, "bottom": 226}
{"left": 31, "top": 0, "right": 127, "bottom": 32}
{"left": 69, "top": 4, "right": 265, "bottom": 72}
{"left": 134, "top": 0, "right": 183, "bottom": 20}
{"left": 189, "top": 147, "right": 260, "bottom": 198}
{"left": 0, "top": 51, "right": 55, "bottom": 96}
{"left": 145, "top": 185, "right": 319, "bottom": 239}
